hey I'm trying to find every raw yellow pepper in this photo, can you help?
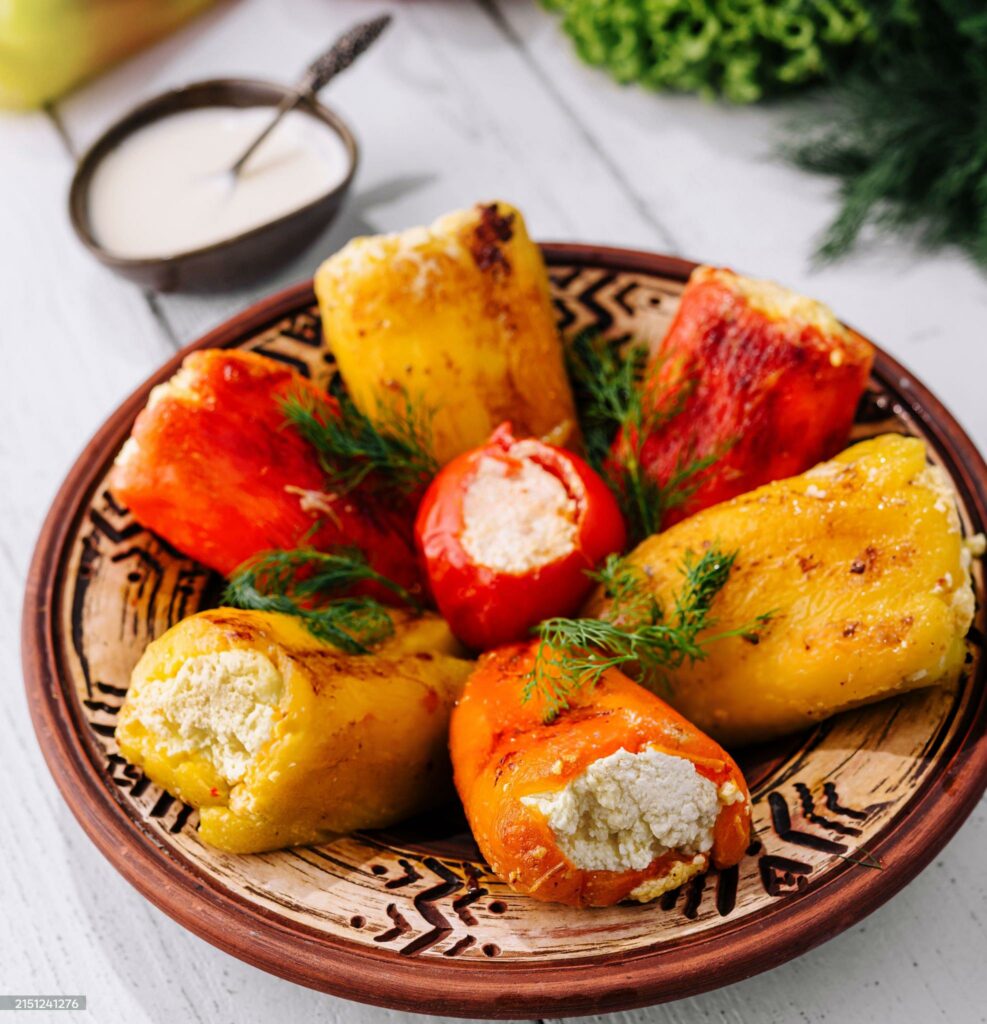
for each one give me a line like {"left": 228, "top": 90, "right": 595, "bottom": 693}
{"left": 0, "top": 0, "right": 213, "bottom": 109}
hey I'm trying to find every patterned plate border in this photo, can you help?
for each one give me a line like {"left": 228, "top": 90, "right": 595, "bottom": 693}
{"left": 22, "top": 245, "right": 987, "bottom": 1018}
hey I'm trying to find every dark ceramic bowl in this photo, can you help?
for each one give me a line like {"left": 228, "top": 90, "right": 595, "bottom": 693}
{"left": 68, "top": 78, "right": 358, "bottom": 292}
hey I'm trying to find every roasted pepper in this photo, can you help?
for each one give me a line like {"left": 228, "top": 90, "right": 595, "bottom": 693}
{"left": 116, "top": 608, "right": 473, "bottom": 853}
{"left": 111, "top": 348, "right": 422, "bottom": 595}
{"left": 620, "top": 266, "right": 874, "bottom": 527}
{"left": 315, "top": 201, "right": 579, "bottom": 465}
{"left": 586, "top": 434, "right": 980, "bottom": 745}
{"left": 450, "top": 641, "right": 751, "bottom": 907}
{"left": 415, "top": 422, "right": 626, "bottom": 650}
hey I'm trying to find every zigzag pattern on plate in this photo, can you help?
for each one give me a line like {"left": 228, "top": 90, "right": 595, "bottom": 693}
{"left": 54, "top": 266, "right": 982, "bottom": 961}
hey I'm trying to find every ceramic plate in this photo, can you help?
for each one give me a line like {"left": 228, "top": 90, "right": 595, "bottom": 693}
{"left": 23, "top": 246, "right": 987, "bottom": 1018}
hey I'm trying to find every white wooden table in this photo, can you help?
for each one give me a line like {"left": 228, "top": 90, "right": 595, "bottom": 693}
{"left": 3, "top": 2, "right": 986, "bottom": 1021}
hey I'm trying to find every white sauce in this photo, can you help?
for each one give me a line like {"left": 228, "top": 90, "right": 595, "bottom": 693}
{"left": 88, "top": 107, "right": 350, "bottom": 258}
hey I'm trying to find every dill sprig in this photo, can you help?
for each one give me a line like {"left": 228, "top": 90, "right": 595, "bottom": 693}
{"left": 784, "top": 0, "right": 987, "bottom": 267}
{"left": 565, "top": 330, "right": 718, "bottom": 543}
{"left": 523, "top": 548, "right": 772, "bottom": 721}
{"left": 836, "top": 848, "right": 885, "bottom": 871}
{"left": 223, "top": 547, "right": 416, "bottom": 653}
{"left": 282, "top": 386, "right": 438, "bottom": 503}
{"left": 565, "top": 330, "right": 648, "bottom": 468}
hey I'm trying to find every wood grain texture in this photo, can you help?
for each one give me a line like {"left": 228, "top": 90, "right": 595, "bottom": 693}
{"left": 3, "top": 1, "right": 987, "bottom": 1021}
{"left": 22, "top": 252, "right": 987, "bottom": 1017}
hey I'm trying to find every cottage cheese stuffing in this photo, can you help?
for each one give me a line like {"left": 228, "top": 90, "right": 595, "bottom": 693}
{"left": 461, "top": 454, "right": 577, "bottom": 574}
{"left": 522, "top": 747, "right": 720, "bottom": 872}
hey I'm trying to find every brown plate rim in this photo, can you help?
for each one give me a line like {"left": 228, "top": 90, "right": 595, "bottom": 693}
{"left": 21, "top": 243, "right": 987, "bottom": 1018}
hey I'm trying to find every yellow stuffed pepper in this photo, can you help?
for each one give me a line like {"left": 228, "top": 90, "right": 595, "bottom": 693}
{"left": 116, "top": 608, "right": 473, "bottom": 853}
{"left": 315, "top": 201, "right": 578, "bottom": 464}
{"left": 585, "top": 434, "right": 980, "bottom": 746}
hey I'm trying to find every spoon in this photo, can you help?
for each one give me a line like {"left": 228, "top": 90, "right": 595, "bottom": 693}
{"left": 227, "top": 13, "right": 391, "bottom": 179}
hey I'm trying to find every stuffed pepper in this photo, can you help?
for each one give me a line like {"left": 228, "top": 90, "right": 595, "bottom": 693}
{"left": 586, "top": 434, "right": 980, "bottom": 745}
{"left": 450, "top": 642, "right": 751, "bottom": 907}
{"left": 415, "top": 422, "right": 626, "bottom": 650}
{"left": 111, "top": 348, "right": 422, "bottom": 594}
{"left": 315, "top": 201, "right": 579, "bottom": 464}
{"left": 620, "top": 266, "right": 874, "bottom": 527}
{"left": 116, "top": 607, "right": 473, "bottom": 853}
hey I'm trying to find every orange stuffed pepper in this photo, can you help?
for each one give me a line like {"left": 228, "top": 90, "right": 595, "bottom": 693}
{"left": 450, "top": 642, "right": 751, "bottom": 907}
{"left": 111, "top": 349, "right": 422, "bottom": 594}
{"left": 623, "top": 266, "right": 873, "bottom": 527}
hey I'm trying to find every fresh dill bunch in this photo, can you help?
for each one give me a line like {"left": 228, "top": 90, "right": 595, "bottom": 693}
{"left": 565, "top": 329, "right": 648, "bottom": 468}
{"left": 523, "top": 547, "right": 772, "bottom": 720}
{"left": 784, "top": 0, "right": 987, "bottom": 266}
{"left": 223, "top": 547, "right": 416, "bottom": 653}
{"left": 282, "top": 385, "right": 438, "bottom": 503}
{"left": 565, "top": 329, "right": 717, "bottom": 543}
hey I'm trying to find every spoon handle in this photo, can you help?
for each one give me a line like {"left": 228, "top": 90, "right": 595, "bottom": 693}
{"left": 229, "top": 13, "right": 391, "bottom": 178}
{"left": 302, "top": 14, "right": 392, "bottom": 94}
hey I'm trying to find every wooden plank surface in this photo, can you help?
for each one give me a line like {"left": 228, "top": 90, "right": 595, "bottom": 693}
{"left": 2, "top": 1, "right": 986, "bottom": 1021}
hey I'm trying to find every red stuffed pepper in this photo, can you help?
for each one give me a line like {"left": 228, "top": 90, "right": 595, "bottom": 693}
{"left": 415, "top": 422, "right": 626, "bottom": 650}
{"left": 619, "top": 266, "right": 874, "bottom": 528}
{"left": 111, "top": 348, "right": 422, "bottom": 595}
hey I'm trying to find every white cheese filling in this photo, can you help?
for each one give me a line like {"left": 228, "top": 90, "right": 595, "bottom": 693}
{"left": 460, "top": 454, "right": 577, "bottom": 574}
{"left": 522, "top": 747, "right": 721, "bottom": 873}
{"left": 135, "top": 649, "right": 284, "bottom": 783}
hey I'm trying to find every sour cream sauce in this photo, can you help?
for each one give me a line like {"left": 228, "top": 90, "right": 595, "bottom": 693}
{"left": 88, "top": 107, "right": 350, "bottom": 259}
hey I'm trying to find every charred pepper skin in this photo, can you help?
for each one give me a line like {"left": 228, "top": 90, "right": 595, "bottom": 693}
{"left": 111, "top": 348, "right": 422, "bottom": 596}
{"left": 620, "top": 266, "right": 874, "bottom": 528}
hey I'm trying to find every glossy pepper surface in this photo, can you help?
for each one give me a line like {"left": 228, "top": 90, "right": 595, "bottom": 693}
{"left": 415, "top": 423, "right": 626, "bottom": 650}
{"left": 585, "top": 434, "right": 977, "bottom": 745}
{"left": 450, "top": 641, "right": 751, "bottom": 907}
{"left": 315, "top": 201, "right": 579, "bottom": 465}
{"left": 116, "top": 608, "right": 473, "bottom": 853}
{"left": 619, "top": 266, "right": 874, "bottom": 528}
{"left": 111, "top": 348, "right": 422, "bottom": 594}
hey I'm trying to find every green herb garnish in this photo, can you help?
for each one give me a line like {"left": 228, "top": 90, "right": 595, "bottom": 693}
{"left": 565, "top": 330, "right": 719, "bottom": 543}
{"left": 523, "top": 547, "right": 772, "bottom": 721}
{"left": 542, "top": 0, "right": 877, "bottom": 103}
{"left": 836, "top": 847, "right": 885, "bottom": 871}
{"left": 282, "top": 386, "right": 437, "bottom": 504}
{"left": 565, "top": 330, "right": 648, "bottom": 469}
{"left": 785, "top": 0, "right": 987, "bottom": 267}
{"left": 223, "top": 547, "right": 416, "bottom": 653}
